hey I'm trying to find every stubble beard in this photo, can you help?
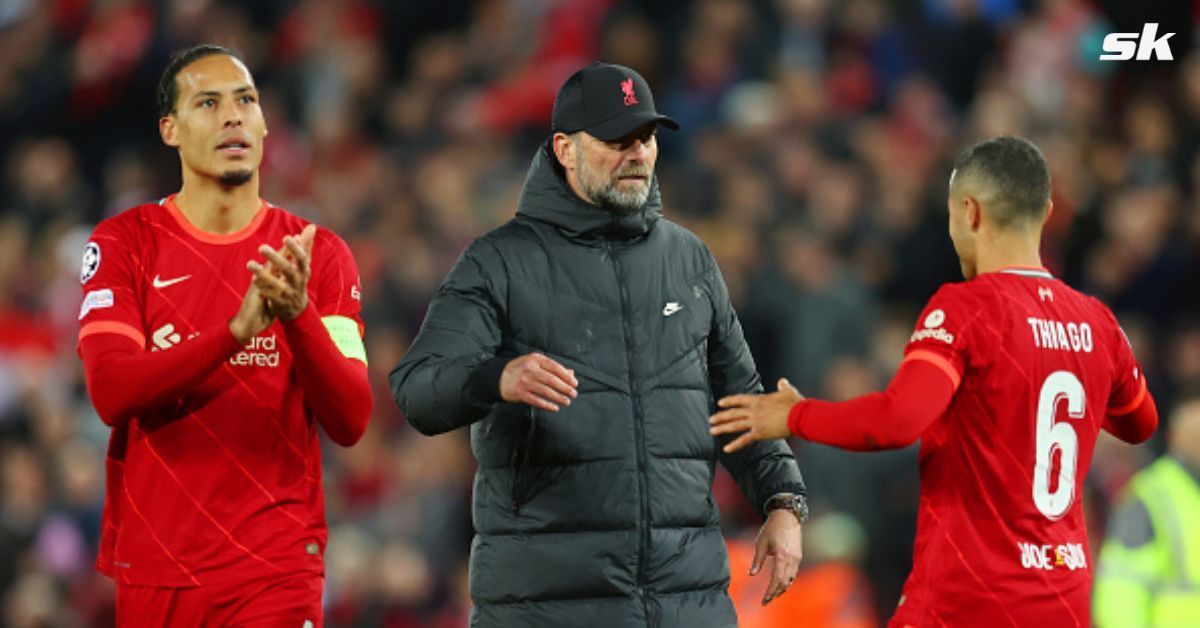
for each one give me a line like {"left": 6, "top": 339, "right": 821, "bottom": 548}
{"left": 575, "top": 143, "right": 651, "bottom": 217}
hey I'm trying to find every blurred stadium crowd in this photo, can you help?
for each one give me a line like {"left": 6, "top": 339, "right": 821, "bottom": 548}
{"left": 0, "top": 0, "right": 1197, "bottom": 626}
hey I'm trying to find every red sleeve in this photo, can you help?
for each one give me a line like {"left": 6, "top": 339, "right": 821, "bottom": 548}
{"left": 77, "top": 219, "right": 245, "bottom": 427}
{"left": 1103, "top": 385, "right": 1157, "bottom": 444}
{"left": 281, "top": 229, "right": 371, "bottom": 447}
{"left": 80, "top": 325, "right": 243, "bottom": 428}
{"left": 1099, "top": 307, "right": 1156, "bottom": 444}
{"left": 1101, "top": 309, "right": 1157, "bottom": 443}
{"left": 77, "top": 220, "right": 147, "bottom": 351}
{"left": 787, "top": 356, "right": 960, "bottom": 451}
{"left": 785, "top": 285, "right": 976, "bottom": 451}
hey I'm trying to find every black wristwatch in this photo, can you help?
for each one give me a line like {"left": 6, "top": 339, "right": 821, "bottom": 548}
{"left": 764, "top": 493, "right": 809, "bottom": 524}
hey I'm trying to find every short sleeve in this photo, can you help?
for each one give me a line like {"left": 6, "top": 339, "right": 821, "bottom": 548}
{"left": 1101, "top": 307, "right": 1146, "bottom": 416}
{"left": 902, "top": 284, "right": 977, "bottom": 389}
{"left": 77, "top": 220, "right": 146, "bottom": 350}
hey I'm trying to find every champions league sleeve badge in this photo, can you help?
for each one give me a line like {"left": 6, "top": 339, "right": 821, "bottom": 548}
{"left": 81, "top": 241, "right": 100, "bottom": 284}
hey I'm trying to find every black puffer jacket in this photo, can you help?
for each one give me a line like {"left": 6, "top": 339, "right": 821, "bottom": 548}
{"left": 390, "top": 145, "right": 806, "bottom": 628}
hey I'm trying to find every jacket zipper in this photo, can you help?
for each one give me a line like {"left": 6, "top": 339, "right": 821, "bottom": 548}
{"left": 607, "top": 242, "right": 654, "bottom": 621}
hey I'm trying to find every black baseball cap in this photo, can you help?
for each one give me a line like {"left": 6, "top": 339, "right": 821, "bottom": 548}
{"left": 551, "top": 62, "right": 679, "bottom": 141}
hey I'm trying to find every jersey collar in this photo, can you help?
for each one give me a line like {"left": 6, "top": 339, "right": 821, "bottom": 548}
{"left": 161, "top": 194, "right": 270, "bottom": 245}
{"left": 995, "top": 265, "right": 1053, "bottom": 279}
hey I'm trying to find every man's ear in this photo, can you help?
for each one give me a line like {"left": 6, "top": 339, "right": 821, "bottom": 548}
{"left": 1044, "top": 199, "right": 1054, "bottom": 224}
{"left": 551, "top": 132, "right": 575, "bottom": 172}
{"left": 160, "top": 116, "right": 179, "bottom": 148}
{"left": 964, "top": 195, "right": 983, "bottom": 232}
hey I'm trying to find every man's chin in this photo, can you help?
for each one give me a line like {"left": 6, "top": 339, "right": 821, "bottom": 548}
{"left": 603, "top": 183, "right": 649, "bottom": 215}
{"left": 218, "top": 169, "right": 254, "bottom": 187}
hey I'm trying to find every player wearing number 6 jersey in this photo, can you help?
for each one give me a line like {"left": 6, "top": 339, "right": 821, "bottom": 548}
{"left": 709, "top": 136, "right": 1158, "bottom": 627}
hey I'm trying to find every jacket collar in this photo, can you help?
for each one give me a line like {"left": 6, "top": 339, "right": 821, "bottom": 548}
{"left": 515, "top": 142, "right": 662, "bottom": 243}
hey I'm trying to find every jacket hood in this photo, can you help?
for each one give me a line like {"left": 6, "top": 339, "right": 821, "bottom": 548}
{"left": 515, "top": 142, "right": 662, "bottom": 242}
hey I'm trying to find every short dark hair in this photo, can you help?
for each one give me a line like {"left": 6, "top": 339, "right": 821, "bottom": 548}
{"left": 156, "top": 44, "right": 245, "bottom": 118}
{"left": 951, "top": 136, "right": 1051, "bottom": 226}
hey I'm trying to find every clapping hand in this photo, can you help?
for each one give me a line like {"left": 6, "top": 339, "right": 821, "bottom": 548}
{"left": 248, "top": 224, "right": 316, "bottom": 321}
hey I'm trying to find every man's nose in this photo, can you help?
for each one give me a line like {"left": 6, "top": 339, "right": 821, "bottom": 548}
{"left": 627, "top": 139, "right": 651, "bottom": 162}
{"left": 221, "top": 100, "right": 243, "bottom": 127}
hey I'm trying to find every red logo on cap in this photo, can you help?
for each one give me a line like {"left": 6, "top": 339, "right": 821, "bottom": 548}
{"left": 621, "top": 78, "right": 639, "bottom": 106}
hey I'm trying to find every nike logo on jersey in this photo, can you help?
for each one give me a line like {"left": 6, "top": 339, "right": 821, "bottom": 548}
{"left": 662, "top": 302, "right": 682, "bottom": 316}
{"left": 152, "top": 274, "right": 192, "bottom": 289}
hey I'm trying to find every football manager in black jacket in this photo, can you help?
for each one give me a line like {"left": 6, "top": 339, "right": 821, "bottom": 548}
{"left": 390, "top": 62, "right": 808, "bottom": 628}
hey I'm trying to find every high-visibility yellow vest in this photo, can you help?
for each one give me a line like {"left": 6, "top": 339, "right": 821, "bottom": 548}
{"left": 1095, "top": 457, "right": 1200, "bottom": 628}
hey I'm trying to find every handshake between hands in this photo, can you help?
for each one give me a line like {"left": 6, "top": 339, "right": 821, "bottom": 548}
{"left": 228, "top": 224, "right": 316, "bottom": 344}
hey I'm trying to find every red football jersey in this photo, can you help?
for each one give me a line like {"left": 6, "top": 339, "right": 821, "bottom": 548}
{"left": 78, "top": 195, "right": 363, "bottom": 587}
{"left": 890, "top": 266, "right": 1146, "bottom": 628}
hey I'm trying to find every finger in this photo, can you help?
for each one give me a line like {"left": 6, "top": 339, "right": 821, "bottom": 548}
{"left": 709, "top": 419, "right": 752, "bottom": 437}
{"left": 779, "top": 378, "right": 803, "bottom": 400}
{"left": 519, "top": 390, "right": 560, "bottom": 412}
{"left": 723, "top": 432, "right": 756, "bottom": 454}
{"left": 762, "top": 580, "right": 779, "bottom": 606}
{"left": 763, "top": 578, "right": 784, "bottom": 606}
{"left": 717, "top": 394, "right": 754, "bottom": 408}
{"left": 750, "top": 539, "right": 767, "bottom": 577}
{"left": 536, "top": 358, "right": 579, "bottom": 393}
{"left": 258, "top": 245, "right": 298, "bottom": 280}
{"left": 253, "top": 276, "right": 285, "bottom": 301}
{"left": 284, "top": 236, "right": 310, "bottom": 276}
{"left": 249, "top": 261, "right": 290, "bottom": 294}
{"left": 299, "top": 224, "right": 316, "bottom": 255}
{"left": 259, "top": 246, "right": 301, "bottom": 285}
{"left": 537, "top": 371, "right": 578, "bottom": 400}
{"left": 527, "top": 381, "right": 572, "bottom": 408}
{"left": 708, "top": 408, "right": 747, "bottom": 426}
{"left": 764, "top": 556, "right": 792, "bottom": 606}
{"left": 769, "top": 553, "right": 796, "bottom": 604}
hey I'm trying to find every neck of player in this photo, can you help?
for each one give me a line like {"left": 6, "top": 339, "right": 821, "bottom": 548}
{"left": 174, "top": 171, "right": 261, "bottom": 235}
{"left": 976, "top": 225, "right": 1044, "bottom": 275}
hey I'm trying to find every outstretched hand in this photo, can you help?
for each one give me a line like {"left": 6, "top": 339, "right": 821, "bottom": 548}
{"left": 249, "top": 224, "right": 316, "bottom": 320}
{"left": 709, "top": 378, "right": 803, "bottom": 453}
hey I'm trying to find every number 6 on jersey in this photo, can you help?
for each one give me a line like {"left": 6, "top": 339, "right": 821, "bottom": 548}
{"left": 1033, "top": 370, "right": 1085, "bottom": 519}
